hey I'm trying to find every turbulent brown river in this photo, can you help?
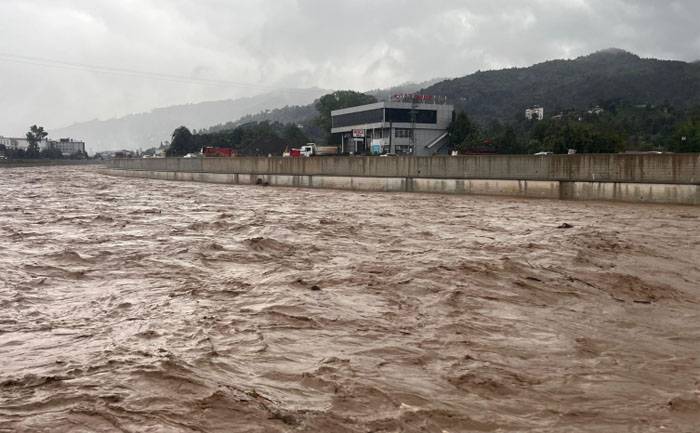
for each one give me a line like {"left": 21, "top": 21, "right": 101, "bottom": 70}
{"left": 1, "top": 166, "right": 700, "bottom": 433}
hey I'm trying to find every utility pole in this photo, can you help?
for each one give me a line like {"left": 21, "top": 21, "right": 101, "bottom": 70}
{"left": 410, "top": 95, "right": 418, "bottom": 155}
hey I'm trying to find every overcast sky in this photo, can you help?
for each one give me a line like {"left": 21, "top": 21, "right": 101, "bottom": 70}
{"left": 1, "top": 0, "right": 698, "bottom": 136}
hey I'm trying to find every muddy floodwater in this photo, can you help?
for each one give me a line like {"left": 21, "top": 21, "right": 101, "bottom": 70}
{"left": 1, "top": 166, "right": 700, "bottom": 433}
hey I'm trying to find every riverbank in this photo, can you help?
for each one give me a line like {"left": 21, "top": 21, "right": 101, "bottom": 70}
{"left": 0, "top": 159, "right": 101, "bottom": 168}
{"left": 103, "top": 154, "right": 700, "bottom": 205}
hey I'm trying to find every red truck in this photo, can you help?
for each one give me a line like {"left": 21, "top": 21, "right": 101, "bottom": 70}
{"left": 283, "top": 148, "right": 302, "bottom": 157}
{"left": 203, "top": 147, "right": 236, "bottom": 157}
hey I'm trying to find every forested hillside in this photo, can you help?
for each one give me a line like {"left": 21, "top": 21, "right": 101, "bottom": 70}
{"left": 168, "top": 49, "right": 700, "bottom": 155}
{"left": 422, "top": 49, "right": 700, "bottom": 122}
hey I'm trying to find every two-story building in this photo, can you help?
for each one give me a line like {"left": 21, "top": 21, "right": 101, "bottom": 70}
{"left": 330, "top": 98, "right": 454, "bottom": 156}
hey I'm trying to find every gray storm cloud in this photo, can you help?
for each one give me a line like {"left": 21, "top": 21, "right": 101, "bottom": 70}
{"left": 0, "top": 0, "right": 698, "bottom": 135}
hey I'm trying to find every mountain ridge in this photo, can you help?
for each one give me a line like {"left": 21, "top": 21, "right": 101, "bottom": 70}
{"left": 209, "top": 49, "right": 700, "bottom": 137}
{"left": 51, "top": 49, "right": 700, "bottom": 152}
{"left": 421, "top": 49, "right": 700, "bottom": 122}
{"left": 50, "top": 88, "right": 329, "bottom": 152}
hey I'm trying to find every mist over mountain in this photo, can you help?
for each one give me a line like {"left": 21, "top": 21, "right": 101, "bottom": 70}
{"left": 366, "top": 78, "right": 447, "bottom": 102}
{"left": 50, "top": 88, "right": 328, "bottom": 152}
{"left": 50, "top": 50, "right": 700, "bottom": 153}
{"left": 201, "top": 79, "right": 442, "bottom": 134}
{"left": 47, "top": 79, "right": 439, "bottom": 153}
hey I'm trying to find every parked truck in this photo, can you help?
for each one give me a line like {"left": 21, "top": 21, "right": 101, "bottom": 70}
{"left": 203, "top": 147, "right": 236, "bottom": 157}
{"left": 282, "top": 148, "right": 302, "bottom": 157}
{"left": 300, "top": 143, "right": 338, "bottom": 157}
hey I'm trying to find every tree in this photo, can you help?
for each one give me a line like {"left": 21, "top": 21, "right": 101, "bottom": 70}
{"left": 447, "top": 111, "right": 479, "bottom": 152}
{"left": 70, "top": 150, "right": 89, "bottom": 160}
{"left": 315, "top": 91, "right": 377, "bottom": 142}
{"left": 185, "top": 121, "right": 306, "bottom": 156}
{"left": 167, "top": 126, "right": 196, "bottom": 156}
{"left": 281, "top": 124, "right": 309, "bottom": 149}
{"left": 495, "top": 126, "right": 520, "bottom": 154}
{"left": 40, "top": 146, "right": 63, "bottom": 159}
{"left": 670, "top": 118, "right": 700, "bottom": 152}
{"left": 25, "top": 125, "right": 48, "bottom": 158}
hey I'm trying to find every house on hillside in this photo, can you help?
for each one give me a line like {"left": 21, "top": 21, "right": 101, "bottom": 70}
{"left": 525, "top": 106, "right": 544, "bottom": 120}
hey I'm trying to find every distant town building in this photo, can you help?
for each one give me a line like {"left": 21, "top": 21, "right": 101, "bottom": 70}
{"left": 0, "top": 136, "right": 85, "bottom": 156}
{"left": 49, "top": 138, "right": 86, "bottom": 156}
{"left": 525, "top": 106, "right": 544, "bottom": 121}
{"left": 114, "top": 150, "right": 136, "bottom": 158}
{"left": 0, "top": 136, "right": 48, "bottom": 150}
{"left": 587, "top": 106, "right": 604, "bottom": 115}
{"left": 330, "top": 96, "right": 454, "bottom": 155}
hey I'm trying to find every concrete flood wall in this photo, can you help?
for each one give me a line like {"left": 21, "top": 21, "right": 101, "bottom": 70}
{"left": 0, "top": 159, "right": 100, "bottom": 168}
{"left": 104, "top": 154, "right": 700, "bottom": 205}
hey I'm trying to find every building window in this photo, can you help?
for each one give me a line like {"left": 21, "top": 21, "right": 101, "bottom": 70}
{"left": 394, "top": 145, "right": 413, "bottom": 154}
{"left": 385, "top": 108, "right": 437, "bottom": 124}
{"left": 332, "top": 109, "right": 383, "bottom": 128}
{"left": 394, "top": 128, "right": 413, "bottom": 138}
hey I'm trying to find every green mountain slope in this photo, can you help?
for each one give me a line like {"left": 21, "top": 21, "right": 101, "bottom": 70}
{"left": 422, "top": 49, "right": 700, "bottom": 122}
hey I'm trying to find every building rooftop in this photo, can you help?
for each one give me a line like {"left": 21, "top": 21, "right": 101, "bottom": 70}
{"left": 331, "top": 100, "right": 453, "bottom": 117}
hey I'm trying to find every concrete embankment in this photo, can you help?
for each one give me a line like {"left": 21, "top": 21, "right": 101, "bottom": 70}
{"left": 1, "top": 159, "right": 100, "bottom": 168}
{"left": 103, "top": 154, "right": 700, "bottom": 205}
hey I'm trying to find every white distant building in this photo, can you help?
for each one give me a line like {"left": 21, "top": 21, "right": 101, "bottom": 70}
{"left": 0, "top": 136, "right": 85, "bottom": 156}
{"left": 49, "top": 138, "right": 86, "bottom": 156}
{"left": 0, "top": 136, "right": 49, "bottom": 150}
{"left": 525, "top": 106, "right": 544, "bottom": 120}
